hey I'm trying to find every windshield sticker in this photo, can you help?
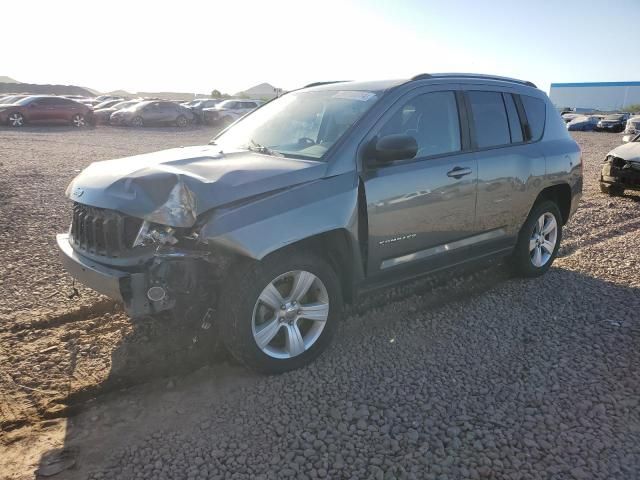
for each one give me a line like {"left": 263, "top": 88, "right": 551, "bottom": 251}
{"left": 332, "top": 91, "right": 376, "bottom": 102}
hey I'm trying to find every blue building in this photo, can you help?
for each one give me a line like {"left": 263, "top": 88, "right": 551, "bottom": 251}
{"left": 549, "top": 82, "right": 640, "bottom": 111}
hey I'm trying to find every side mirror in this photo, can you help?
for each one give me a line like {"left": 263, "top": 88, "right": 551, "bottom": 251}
{"left": 368, "top": 134, "right": 418, "bottom": 165}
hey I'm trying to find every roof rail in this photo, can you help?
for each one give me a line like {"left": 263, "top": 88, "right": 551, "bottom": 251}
{"left": 410, "top": 74, "right": 433, "bottom": 81}
{"left": 411, "top": 73, "right": 537, "bottom": 88}
{"left": 303, "top": 81, "right": 349, "bottom": 88}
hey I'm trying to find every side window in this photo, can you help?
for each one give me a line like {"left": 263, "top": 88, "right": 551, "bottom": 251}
{"left": 245, "top": 102, "right": 257, "bottom": 109}
{"left": 521, "top": 95, "right": 546, "bottom": 141}
{"left": 468, "top": 91, "right": 511, "bottom": 148}
{"left": 378, "top": 91, "right": 461, "bottom": 158}
{"left": 503, "top": 93, "right": 523, "bottom": 143}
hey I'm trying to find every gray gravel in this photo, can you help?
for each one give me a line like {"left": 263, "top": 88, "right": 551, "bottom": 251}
{"left": 78, "top": 132, "right": 639, "bottom": 479}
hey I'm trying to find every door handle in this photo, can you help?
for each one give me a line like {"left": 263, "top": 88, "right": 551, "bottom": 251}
{"left": 447, "top": 166, "right": 472, "bottom": 179}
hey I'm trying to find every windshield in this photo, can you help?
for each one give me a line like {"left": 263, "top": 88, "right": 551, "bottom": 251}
{"left": 212, "top": 90, "right": 379, "bottom": 160}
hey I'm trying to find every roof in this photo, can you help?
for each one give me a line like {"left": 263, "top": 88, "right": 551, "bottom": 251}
{"left": 551, "top": 81, "right": 640, "bottom": 88}
{"left": 301, "top": 73, "right": 537, "bottom": 94}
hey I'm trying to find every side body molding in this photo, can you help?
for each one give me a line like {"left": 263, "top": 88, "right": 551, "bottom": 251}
{"left": 197, "top": 171, "right": 363, "bottom": 274}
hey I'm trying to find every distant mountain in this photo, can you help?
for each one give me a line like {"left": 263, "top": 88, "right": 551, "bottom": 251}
{"left": 0, "top": 82, "right": 95, "bottom": 97}
{"left": 234, "top": 82, "right": 282, "bottom": 100}
{"left": 0, "top": 76, "right": 19, "bottom": 83}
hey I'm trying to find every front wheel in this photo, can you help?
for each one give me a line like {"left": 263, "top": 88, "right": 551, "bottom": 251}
{"left": 71, "top": 114, "right": 86, "bottom": 128}
{"left": 511, "top": 200, "right": 562, "bottom": 277}
{"left": 219, "top": 250, "right": 342, "bottom": 373}
{"left": 131, "top": 116, "right": 144, "bottom": 127}
{"left": 176, "top": 115, "right": 188, "bottom": 128}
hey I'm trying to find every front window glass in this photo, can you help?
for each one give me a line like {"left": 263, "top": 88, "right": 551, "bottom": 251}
{"left": 213, "top": 90, "right": 379, "bottom": 160}
{"left": 378, "top": 91, "right": 461, "bottom": 157}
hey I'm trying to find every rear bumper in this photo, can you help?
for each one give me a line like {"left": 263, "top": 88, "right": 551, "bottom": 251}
{"left": 56, "top": 233, "right": 155, "bottom": 316}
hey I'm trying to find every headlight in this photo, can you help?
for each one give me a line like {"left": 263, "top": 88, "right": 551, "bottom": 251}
{"left": 133, "top": 221, "right": 179, "bottom": 247}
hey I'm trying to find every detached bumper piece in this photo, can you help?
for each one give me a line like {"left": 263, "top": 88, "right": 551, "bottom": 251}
{"left": 57, "top": 233, "right": 168, "bottom": 316}
{"left": 600, "top": 157, "right": 640, "bottom": 191}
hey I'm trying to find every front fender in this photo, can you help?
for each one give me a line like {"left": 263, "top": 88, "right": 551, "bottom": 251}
{"left": 198, "top": 172, "right": 359, "bottom": 261}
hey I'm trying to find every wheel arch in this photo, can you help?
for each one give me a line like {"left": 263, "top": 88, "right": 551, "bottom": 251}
{"left": 531, "top": 183, "right": 572, "bottom": 225}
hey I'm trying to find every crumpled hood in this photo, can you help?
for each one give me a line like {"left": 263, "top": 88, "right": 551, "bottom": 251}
{"left": 608, "top": 142, "right": 640, "bottom": 163}
{"left": 66, "top": 145, "right": 328, "bottom": 227}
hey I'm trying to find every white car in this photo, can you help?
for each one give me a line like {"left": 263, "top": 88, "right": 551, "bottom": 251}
{"left": 624, "top": 115, "right": 640, "bottom": 134}
{"left": 202, "top": 99, "right": 263, "bottom": 126}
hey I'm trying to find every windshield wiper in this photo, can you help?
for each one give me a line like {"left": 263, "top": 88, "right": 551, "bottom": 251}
{"left": 247, "top": 139, "right": 283, "bottom": 157}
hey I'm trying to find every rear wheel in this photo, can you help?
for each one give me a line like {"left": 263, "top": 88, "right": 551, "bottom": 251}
{"left": 7, "top": 112, "right": 24, "bottom": 127}
{"left": 600, "top": 183, "right": 624, "bottom": 196}
{"left": 71, "top": 114, "right": 86, "bottom": 128}
{"left": 219, "top": 250, "right": 342, "bottom": 374}
{"left": 511, "top": 200, "right": 562, "bottom": 277}
{"left": 131, "top": 116, "right": 144, "bottom": 127}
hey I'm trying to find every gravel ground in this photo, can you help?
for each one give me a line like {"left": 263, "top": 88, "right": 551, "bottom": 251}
{"left": 1, "top": 130, "right": 639, "bottom": 480}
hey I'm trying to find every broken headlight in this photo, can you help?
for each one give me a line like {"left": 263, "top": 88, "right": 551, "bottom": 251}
{"left": 133, "top": 221, "right": 179, "bottom": 247}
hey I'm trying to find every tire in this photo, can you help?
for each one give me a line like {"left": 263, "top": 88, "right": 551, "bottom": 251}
{"left": 7, "top": 112, "right": 24, "bottom": 127}
{"left": 176, "top": 115, "right": 188, "bottom": 128}
{"left": 511, "top": 200, "right": 562, "bottom": 278}
{"left": 600, "top": 183, "right": 624, "bottom": 196}
{"left": 71, "top": 114, "right": 86, "bottom": 128}
{"left": 219, "top": 250, "right": 343, "bottom": 374}
{"left": 131, "top": 116, "right": 144, "bottom": 127}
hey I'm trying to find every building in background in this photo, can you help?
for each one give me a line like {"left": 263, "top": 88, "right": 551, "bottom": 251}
{"left": 550, "top": 82, "right": 640, "bottom": 111}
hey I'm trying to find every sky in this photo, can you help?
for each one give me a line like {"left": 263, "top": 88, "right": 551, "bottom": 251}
{"left": 4, "top": 0, "right": 640, "bottom": 95}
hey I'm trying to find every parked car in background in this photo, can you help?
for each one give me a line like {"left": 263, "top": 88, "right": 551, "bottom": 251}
{"left": 595, "top": 114, "right": 628, "bottom": 132}
{"left": 0, "top": 95, "right": 93, "bottom": 127}
{"left": 183, "top": 98, "right": 223, "bottom": 123}
{"left": 567, "top": 115, "right": 600, "bottom": 131}
{"left": 110, "top": 100, "right": 195, "bottom": 127}
{"left": 600, "top": 133, "right": 640, "bottom": 195}
{"left": 58, "top": 74, "right": 581, "bottom": 373}
{"left": 93, "top": 99, "right": 125, "bottom": 110}
{"left": 624, "top": 115, "right": 640, "bottom": 135}
{"left": 202, "top": 99, "right": 262, "bottom": 126}
{"left": 561, "top": 113, "right": 582, "bottom": 123}
{"left": 93, "top": 100, "right": 140, "bottom": 125}
{"left": 94, "top": 94, "right": 125, "bottom": 103}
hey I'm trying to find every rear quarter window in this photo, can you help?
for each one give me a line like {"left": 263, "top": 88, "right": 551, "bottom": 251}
{"left": 521, "top": 95, "right": 546, "bottom": 141}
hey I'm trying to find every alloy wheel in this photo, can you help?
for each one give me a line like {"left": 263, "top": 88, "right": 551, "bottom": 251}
{"left": 252, "top": 270, "right": 330, "bottom": 359}
{"left": 72, "top": 114, "right": 85, "bottom": 127}
{"left": 8, "top": 113, "right": 23, "bottom": 127}
{"left": 529, "top": 212, "right": 558, "bottom": 267}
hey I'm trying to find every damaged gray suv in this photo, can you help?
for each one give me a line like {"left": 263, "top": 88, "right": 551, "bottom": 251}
{"left": 57, "top": 74, "right": 582, "bottom": 373}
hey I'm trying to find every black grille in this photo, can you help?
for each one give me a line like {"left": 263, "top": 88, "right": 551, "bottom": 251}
{"left": 70, "top": 203, "right": 143, "bottom": 257}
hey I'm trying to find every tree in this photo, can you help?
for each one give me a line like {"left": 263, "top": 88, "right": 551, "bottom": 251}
{"left": 211, "top": 89, "right": 222, "bottom": 98}
{"left": 624, "top": 103, "right": 640, "bottom": 113}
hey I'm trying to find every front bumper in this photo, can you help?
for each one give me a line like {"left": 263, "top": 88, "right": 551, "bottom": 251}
{"left": 56, "top": 233, "right": 156, "bottom": 316}
{"left": 600, "top": 161, "right": 640, "bottom": 191}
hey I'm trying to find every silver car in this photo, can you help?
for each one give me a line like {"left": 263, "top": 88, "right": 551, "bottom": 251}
{"left": 57, "top": 74, "right": 582, "bottom": 373}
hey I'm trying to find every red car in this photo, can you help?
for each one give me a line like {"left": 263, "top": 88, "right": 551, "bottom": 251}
{"left": 0, "top": 95, "right": 93, "bottom": 127}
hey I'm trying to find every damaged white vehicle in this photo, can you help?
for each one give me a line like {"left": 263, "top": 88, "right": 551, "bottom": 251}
{"left": 600, "top": 133, "right": 640, "bottom": 196}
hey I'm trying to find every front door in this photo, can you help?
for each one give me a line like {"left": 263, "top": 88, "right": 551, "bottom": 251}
{"left": 362, "top": 88, "right": 479, "bottom": 277}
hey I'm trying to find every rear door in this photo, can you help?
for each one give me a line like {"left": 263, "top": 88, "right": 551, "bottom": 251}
{"left": 362, "top": 86, "right": 479, "bottom": 277}
{"left": 466, "top": 89, "right": 545, "bottom": 254}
